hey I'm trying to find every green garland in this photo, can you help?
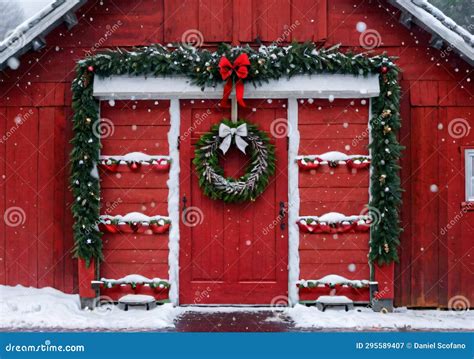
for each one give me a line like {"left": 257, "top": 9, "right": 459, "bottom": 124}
{"left": 193, "top": 119, "right": 276, "bottom": 203}
{"left": 71, "top": 42, "right": 402, "bottom": 266}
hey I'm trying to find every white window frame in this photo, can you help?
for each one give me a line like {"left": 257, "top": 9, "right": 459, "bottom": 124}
{"left": 466, "top": 149, "right": 474, "bottom": 202}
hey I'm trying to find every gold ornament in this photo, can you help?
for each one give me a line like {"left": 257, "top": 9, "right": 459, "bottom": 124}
{"left": 383, "top": 125, "right": 392, "bottom": 134}
{"left": 379, "top": 174, "right": 387, "bottom": 184}
{"left": 196, "top": 67, "right": 200, "bottom": 72}
{"left": 383, "top": 243, "right": 389, "bottom": 253}
{"left": 258, "top": 58, "right": 265, "bottom": 65}
{"left": 382, "top": 109, "right": 392, "bottom": 118}
{"left": 85, "top": 117, "right": 91, "bottom": 123}
{"left": 206, "top": 66, "right": 212, "bottom": 72}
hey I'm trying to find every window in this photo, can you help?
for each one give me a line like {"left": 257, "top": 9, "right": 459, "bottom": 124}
{"left": 466, "top": 149, "right": 474, "bottom": 202}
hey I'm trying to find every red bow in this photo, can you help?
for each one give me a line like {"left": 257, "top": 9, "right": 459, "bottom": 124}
{"left": 218, "top": 53, "right": 250, "bottom": 108}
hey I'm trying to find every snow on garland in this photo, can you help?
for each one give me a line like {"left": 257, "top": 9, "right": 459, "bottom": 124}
{"left": 297, "top": 274, "right": 370, "bottom": 289}
{"left": 297, "top": 151, "right": 371, "bottom": 170}
{"left": 99, "top": 152, "right": 171, "bottom": 172}
{"left": 193, "top": 119, "right": 275, "bottom": 203}
{"left": 99, "top": 212, "right": 171, "bottom": 234}
{"left": 298, "top": 212, "right": 371, "bottom": 234}
{"left": 71, "top": 42, "right": 402, "bottom": 266}
{"left": 96, "top": 274, "right": 170, "bottom": 289}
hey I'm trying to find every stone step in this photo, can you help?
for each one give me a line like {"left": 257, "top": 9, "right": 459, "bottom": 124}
{"left": 117, "top": 294, "right": 157, "bottom": 311}
{"left": 315, "top": 295, "right": 354, "bottom": 312}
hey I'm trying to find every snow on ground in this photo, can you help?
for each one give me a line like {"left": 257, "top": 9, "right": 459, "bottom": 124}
{"left": 287, "top": 304, "right": 474, "bottom": 331}
{"left": 0, "top": 285, "right": 178, "bottom": 330}
{"left": 1, "top": 286, "right": 473, "bottom": 331}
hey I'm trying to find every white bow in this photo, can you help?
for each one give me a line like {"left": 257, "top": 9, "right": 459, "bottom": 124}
{"left": 218, "top": 123, "right": 248, "bottom": 155}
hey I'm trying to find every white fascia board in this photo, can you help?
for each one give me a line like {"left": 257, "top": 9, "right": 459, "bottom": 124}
{"left": 93, "top": 74, "right": 380, "bottom": 100}
{"left": 0, "top": 0, "right": 83, "bottom": 66}
{"left": 390, "top": 0, "right": 474, "bottom": 65}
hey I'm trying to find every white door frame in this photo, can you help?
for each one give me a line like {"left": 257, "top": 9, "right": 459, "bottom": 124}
{"left": 93, "top": 74, "right": 380, "bottom": 306}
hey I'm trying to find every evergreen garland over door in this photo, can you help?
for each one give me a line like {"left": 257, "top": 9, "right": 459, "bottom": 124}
{"left": 179, "top": 99, "right": 289, "bottom": 305}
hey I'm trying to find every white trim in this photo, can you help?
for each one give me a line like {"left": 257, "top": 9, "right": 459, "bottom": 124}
{"left": 167, "top": 99, "right": 181, "bottom": 305}
{"left": 287, "top": 98, "right": 300, "bottom": 306}
{"left": 465, "top": 149, "right": 474, "bottom": 202}
{"left": 93, "top": 74, "right": 380, "bottom": 100}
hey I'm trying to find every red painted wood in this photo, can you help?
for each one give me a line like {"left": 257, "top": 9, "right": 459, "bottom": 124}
{"left": 179, "top": 99, "right": 289, "bottom": 304}
{"left": 78, "top": 258, "right": 96, "bottom": 298}
{"left": 98, "top": 100, "right": 171, "bottom": 298}
{"left": 409, "top": 107, "right": 440, "bottom": 307}
{"left": 0, "top": 108, "right": 6, "bottom": 284}
{"left": 0, "top": 0, "right": 472, "bottom": 308}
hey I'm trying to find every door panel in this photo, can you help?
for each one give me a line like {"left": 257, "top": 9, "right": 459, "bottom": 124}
{"left": 179, "top": 99, "right": 288, "bottom": 305}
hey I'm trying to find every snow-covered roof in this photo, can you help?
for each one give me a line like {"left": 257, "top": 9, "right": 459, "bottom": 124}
{"left": 389, "top": 0, "right": 474, "bottom": 65}
{"left": 0, "top": 0, "right": 86, "bottom": 70}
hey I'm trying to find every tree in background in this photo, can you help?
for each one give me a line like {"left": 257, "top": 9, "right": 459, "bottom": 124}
{"left": 429, "top": 0, "right": 473, "bottom": 33}
{"left": 0, "top": 1, "right": 26, "bottom": 41}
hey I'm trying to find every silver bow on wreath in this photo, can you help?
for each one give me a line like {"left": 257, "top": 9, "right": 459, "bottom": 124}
{"left": 218, "top": 123, "right": 248, "bottom": 154}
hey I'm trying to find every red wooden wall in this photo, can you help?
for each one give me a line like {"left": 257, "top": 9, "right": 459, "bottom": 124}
{"left": 0, "top": 0, "right": 472, "bottom": 307}
{"left": 298, "top": 99, "right": 371, "bottom": 302}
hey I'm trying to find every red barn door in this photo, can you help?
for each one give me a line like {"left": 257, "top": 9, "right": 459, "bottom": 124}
{"left": 179, "top": 99, "right": 288, "bottom": 305}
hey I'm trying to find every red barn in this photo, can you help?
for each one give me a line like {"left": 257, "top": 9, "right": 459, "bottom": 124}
{"left": 0, "top": 0, "right": 472, "bottom": 311}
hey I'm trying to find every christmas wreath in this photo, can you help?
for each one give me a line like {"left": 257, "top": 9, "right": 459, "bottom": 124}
{"left": 193, "top": 119, "right": 275, "bottom": 202}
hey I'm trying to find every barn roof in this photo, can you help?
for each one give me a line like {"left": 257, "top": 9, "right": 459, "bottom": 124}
{"left": 389, "top": 0, "right": 474, "bottom": 65}
{"left": 0, "top": 0, "right": 473, "bottom": 70}
{"left": 0, "top": 0, "right": 86, "bottom": 70}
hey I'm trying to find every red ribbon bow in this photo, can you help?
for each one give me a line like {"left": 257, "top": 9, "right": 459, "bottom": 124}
{"left": 218, "top": 53, "right": 250, "bottom": 108}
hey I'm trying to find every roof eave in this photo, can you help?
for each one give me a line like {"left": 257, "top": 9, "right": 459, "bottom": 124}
{"left": 0, "top": 0, "right": 87, "bottom": 71}
{"left": 389, "top": 0, "right": 474, "bottom": 66}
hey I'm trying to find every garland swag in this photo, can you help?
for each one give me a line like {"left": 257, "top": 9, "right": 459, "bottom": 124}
{"left": 71, "top": 42, "right": 402, "bottom": 266}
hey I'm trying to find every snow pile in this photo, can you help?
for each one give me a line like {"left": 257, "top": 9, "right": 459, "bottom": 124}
{"left": 99, "top": 274, "right": 169, "bottom": 286}
{"left": 0, "top": 285, "right": 177, "bottom": 330}
{"left": 100, "top": 152, "right": 170, "bottom": 164}
{"left": 288, "top": 304, "right": 474, "bottom": 330}
{"left": 298, "top": 274, "right": 369, "bottom": 288}
{"left": 100, "top": 212, "right": 170, "bottom": 224}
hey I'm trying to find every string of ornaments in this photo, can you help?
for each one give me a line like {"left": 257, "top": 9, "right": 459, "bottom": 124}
{"left": 71, "top": 42, "right": 402, "bottom": 266}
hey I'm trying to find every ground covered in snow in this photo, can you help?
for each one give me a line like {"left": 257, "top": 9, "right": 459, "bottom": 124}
{"left": 1, "top": 286, "right": 473, "bottom": 331}
{"left": 287, "top": 304, "right": 474, "bottom": 331}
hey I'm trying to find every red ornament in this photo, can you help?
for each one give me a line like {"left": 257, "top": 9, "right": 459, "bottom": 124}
{"left": 380, "top": 66, "right": 388, "bottom": 74}
{"left": 346, "top": 159, "right": 370, "bottom": 170}
{"left": 129, "top": 162, "right": 141, "bottom": 171}
{"left": 297, "top": 159, "right": 320, "bottom": 170}
{"left": 87, "top": 65, "right": 94, "bottom": 72}
{"left": 152, "top": 160, "right": 170, "bottom": 171}
{"left": 99, "top": 223, "right": 119, "bottom": 233}
{"left": 218, "top": 53, "right": 250, "bottom": 107}
{"left": 150, "top": 222, "right": 170, "bottom": 234}
{"left": 100, "top": 162, "right": 119, "bottom": 172}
